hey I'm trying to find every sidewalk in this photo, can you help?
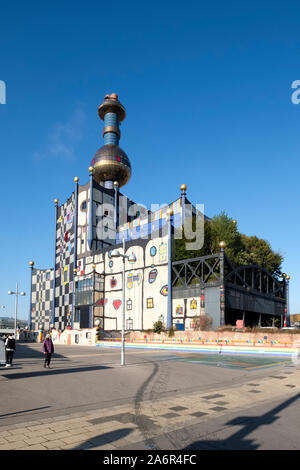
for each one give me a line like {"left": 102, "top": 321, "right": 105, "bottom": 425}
{"left": 0, "top": 365, "right": 299, "bottom": 450}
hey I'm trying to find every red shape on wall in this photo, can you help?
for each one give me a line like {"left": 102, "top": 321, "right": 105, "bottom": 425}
{"left": 113, "top": 300, "right": 121, "bottom": 310}
{"left": 95, "top": 298, "right": 108, "bottom": 306}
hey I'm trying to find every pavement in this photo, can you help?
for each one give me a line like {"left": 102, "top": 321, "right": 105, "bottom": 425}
{"left": 0, "top": 342, "right": 300, "bottom": 450}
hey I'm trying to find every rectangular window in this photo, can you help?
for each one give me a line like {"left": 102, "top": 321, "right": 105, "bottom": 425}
{"left": 74, "top": 308, "right": 80, "bottom": 323}
{"left": 147, "top": 297, "right": 154, "bottom": 308}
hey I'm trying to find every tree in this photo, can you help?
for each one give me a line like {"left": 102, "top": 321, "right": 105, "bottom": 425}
{"left": 192, "top": 315, "right": 213, "bottom": 331}
{"left": 238, "top": 234, "right": 283, "bottom": 276}
{"left": 209, "top": 212, "right": 243, "bottom": 264}
{"left": 153, "top": 320, "right": 164, "bottom": 334}
{"left": 172, "top": 211, "right": 283, "bottom": 276}
{"left": 173, "top": 218, "right": 212, "bottom": 261}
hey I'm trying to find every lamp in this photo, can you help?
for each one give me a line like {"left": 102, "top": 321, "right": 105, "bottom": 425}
{"left": 8, "top": 283, "right": 26, "bottom": 336}
{"left": 111, "top": 240, "right": 137, "bottom": 365}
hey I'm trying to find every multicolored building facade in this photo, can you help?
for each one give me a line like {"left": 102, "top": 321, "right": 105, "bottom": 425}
{"left": 29, "top": 94, "right": 289, "bottom": 333}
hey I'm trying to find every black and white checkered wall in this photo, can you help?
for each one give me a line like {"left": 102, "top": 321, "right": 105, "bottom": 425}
{"left": 31, "top": 268, "right": 54, "bottom": 331}
{"left": 54, "top": 194, "right": 75, "bottom": 330}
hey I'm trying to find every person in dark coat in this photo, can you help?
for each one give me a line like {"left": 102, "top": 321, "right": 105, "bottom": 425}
{"left": 43, "top": 334, "right": 54, "bottom": 368}
{"left": 5, "top": 334, "right": 16, "bottom": 367}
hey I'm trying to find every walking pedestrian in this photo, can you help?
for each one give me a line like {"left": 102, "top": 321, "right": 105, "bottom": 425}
{"left": 43, "top": 334, "right": 54, "bottom": 368}
{"left": 5, "top": 334, "right": 16, "bottom": 367}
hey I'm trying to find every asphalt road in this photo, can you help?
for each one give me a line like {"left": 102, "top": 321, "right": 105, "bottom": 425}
{"left": 0, "top": 342, "right": 300, "bottom": 450}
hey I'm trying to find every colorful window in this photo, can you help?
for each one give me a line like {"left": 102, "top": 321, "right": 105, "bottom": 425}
{"left": 147, "top": 297, "right": 154, "bottom": 308}
{"left": 150, "top": 246, "right": 157, "bottom": 257}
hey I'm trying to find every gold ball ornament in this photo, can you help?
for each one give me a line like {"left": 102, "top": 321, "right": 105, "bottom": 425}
{"left": 166, "top": 208, "right": 174, "bottom": 218}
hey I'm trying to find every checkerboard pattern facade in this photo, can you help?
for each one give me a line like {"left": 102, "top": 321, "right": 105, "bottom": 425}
{"left": 54, "top": 194, "right": 75, "bottom": 330}
{"left": 31, "top": 268, "right": 54, "bottom": 331}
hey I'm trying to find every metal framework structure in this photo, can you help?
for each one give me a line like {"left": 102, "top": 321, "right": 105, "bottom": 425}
{"left": 172, "top": 251, "right": 287, "bottom": 324}
{"left": 172, "top": 253, "right": 222, "bottom": 288}
{"left": 224, "top": 258, "right": 285, "bottom": 299}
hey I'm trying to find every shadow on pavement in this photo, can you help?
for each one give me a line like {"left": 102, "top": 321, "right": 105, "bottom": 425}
{"left": 72, "top": 427, "right": 133, "bottom": 450}
{"left": 14, "top": 343, "right": 66, "bottom": 360}
{"left": 1, "top": 364, "right": 112, "bottom": 380}
{"left": 183, "top": 392, "right": 300, "bottom": 450}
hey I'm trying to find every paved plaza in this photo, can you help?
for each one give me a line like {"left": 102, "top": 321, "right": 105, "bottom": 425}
{"left": 0, "top": 342, "right": 300, "bottom": 450}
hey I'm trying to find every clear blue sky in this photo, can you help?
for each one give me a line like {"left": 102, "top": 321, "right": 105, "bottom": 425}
{"left": 0, "top": 0, "right": 299, "bottom": 320}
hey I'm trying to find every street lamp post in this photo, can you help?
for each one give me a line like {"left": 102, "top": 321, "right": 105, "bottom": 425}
{"left": 8, "top": 283, "right": 26, "bottom": 337}
{"left": 282, "top": 273, "right": 291, "bottom": 327}
{"left": 111, "top": 237, "right": 136, "bottom": 366}
{"left": 219, "top": 241, "right": 226, "bottom": 327}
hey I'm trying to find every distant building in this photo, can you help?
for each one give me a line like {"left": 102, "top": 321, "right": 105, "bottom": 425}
{"left": 290, "top": 314, "right": 300, "bottom": 325}
{"left": 0, "top": 317, "right": 28, "bottom": 330}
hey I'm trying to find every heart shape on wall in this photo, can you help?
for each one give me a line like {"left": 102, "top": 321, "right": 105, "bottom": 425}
{"left": 113, "top": 300, "right": 122, "bottom": 310}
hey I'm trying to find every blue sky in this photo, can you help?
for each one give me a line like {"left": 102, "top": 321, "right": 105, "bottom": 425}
{"left": 0, "top": 0, "right": 299, "bottom": 320}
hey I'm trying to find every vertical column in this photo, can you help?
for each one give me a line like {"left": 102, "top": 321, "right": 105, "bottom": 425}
{"left": 219, "top": 241, "right": 226, "bottom": 327}
{"left": 88, "top": 166, "right": 94, "bottom": 251}
{"left": 52, "top": 199, "right": 59, "bottom": 326}
{"left": 71, "top": 177, "right": 79, "bottom": 329}
{"left": 286, "top": 275, "right": 291, "bottom": 327}
{"left": 167, "top": 208, "right": 173, "bottom": 330}
{"left": 103, "top": 112, "right": 120, "bottom": 146}
{"left": 180, "top": 184, "right": 187, "bottom": 228}
{"left": 14, "top": 282, "right": 18, "bottom": 337}
{"left": 200, "top": 287, "right": 205, "bottom": 316}
{"left": 92, "top": 264, "right": 96, "bottom": 328}
{"left": 114, "top": 181, "right": 119, "bottom": 233}
{"left": 122, "top": 236, "right": 126, "bottom": 366}
{"left": 282, "top": 273, "right": 289, "bottom": 327}
{"left": 28, "top": 261, "right": 34, "bottom": 330}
